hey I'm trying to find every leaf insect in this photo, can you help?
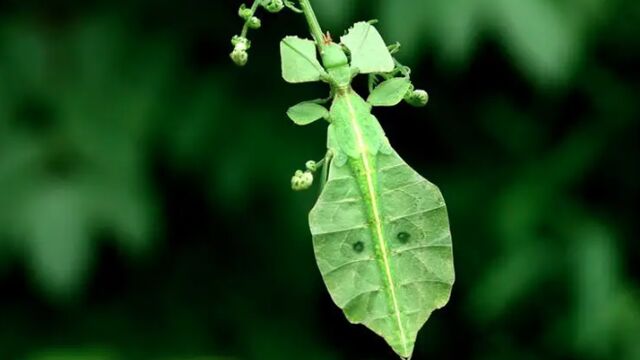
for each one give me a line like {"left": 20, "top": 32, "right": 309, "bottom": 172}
{"left": 231, "top": 2, "right": 454, "bottom": 358}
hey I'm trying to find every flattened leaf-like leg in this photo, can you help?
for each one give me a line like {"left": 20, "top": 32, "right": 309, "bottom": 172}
{"left": 280, "top": 36, "right": 327, "bottom": 83}
{"left": 309, "top": 149, "right": 454, "bottom": 358}
{"left": 341, "top": 22, "right": 395, "bottom": 74}
{"left": 368, "top": 78, "right": 412, "bottom": 107}
{"left": 287, "top": 101, "right": 329, "bottom": 125}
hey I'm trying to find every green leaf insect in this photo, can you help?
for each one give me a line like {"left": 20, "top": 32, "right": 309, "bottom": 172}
{"left": 231, "top": 2, "right": 453, "bottom": 358}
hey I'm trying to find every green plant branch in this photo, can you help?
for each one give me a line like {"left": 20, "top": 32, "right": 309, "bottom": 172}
{"left": 298, "top": 0, "right": 325, "bottom": 47}
{"left": 284, "top": 0, "right": 303, "bottom": 13}
{"left": 240, "top": 0, "right": 262, "bottom": 38}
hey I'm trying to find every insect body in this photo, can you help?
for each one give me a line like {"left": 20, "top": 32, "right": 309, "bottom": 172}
{"left": 278, "top": 22, "right": 455, "bottom": 359}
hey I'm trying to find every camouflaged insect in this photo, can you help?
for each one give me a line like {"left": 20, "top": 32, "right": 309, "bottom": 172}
{"left": 280, "top": 22, "right": 454, "bottom": 359}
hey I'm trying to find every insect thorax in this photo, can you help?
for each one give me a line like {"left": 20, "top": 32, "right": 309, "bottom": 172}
{"left": 321, "top": 43, "right": 352, "bottom": 88}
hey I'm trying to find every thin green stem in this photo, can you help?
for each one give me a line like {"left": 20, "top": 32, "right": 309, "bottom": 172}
{"left": 298, "top": 0, "right": 325, "bottom": 47}
{"left": 240, "top": 0, "right": 262, "bottom": 38}
{"left": 284, "top": 0, "right": 303, "bottom": 13}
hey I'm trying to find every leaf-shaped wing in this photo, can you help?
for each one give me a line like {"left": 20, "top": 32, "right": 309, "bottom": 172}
{"left": 368, "top": 77, "right": 412, "bottom": 107}
{"left": 280, "top": 36, "right": 325, "bottom": 83}
{"left": 309, "top": 150, "right": 454, "bottom": 359}
{"left": 341, "top": 22, "right": 395, "bottom": 74}
{"left": 287, "top": 102, "right": 329, "bottom": 125}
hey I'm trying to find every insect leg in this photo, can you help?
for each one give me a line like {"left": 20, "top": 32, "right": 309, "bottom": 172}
{"left": 387, "top": 42, "right": 401, "bottom": 55}
{"left": 368, "top": 74, "right": 380, "bottom": 93}
{"left": 319, "top": 150, "right": 333, "bottom": 194}
{"left": 310, "top": 96, "right": 333, "bottom": 106}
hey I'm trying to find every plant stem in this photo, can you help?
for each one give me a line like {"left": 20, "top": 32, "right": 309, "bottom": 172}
{"left": 240, "top": 0, "right": 262, "bottom": 38}
{"left": 298, "top": 0, "right": 325, "bottom": 47}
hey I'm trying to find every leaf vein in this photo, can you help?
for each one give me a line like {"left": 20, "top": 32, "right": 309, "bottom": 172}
{"left": 323, "top": 257, "right": 375, "bottom": 277}
{"left": 388, "top": 204, "right": 445, "bottom": 222}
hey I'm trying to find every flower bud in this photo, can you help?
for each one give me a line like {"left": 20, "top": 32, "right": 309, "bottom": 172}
{"left": 248, "top": 16, "right": 262, "bottom": 29}
{"left": 230, "top": 36, "right": 251, "bottom": 66}
{"left": 305, "top": 160, "right": 317, "bottom": 172}
{"left": 405, "top": 89, "right": 429, "bottom": 107}
{"left": 238, "top": 4, "right": 253, "bottom": 20}
{"left": 230, "top": 48, "right": 248, "bottom": 66}
{"left": 263, "top": 0, "right": 285, "bottom": 13}
{"left": 231, "top": 35, "right": 250, "bottom": 48}
{"left": 291, "top": 170, "right": 314, "bottom": 191}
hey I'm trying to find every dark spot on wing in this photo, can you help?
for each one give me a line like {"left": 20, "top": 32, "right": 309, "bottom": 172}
{"left": 353, "top": 241, "right": 364, "bottom": 253}
{"left": 397, "top": 231, "right": 411, "bottom": 244}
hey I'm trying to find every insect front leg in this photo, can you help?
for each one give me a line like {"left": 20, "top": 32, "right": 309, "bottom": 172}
{"left": 350, "top": 66, "right": 360, "bottom": 80}
{"left": 368, "top": 74, "right": 379, "bottom": 93}
{"left": 320, "top": 72, "right": 332, "bottom": 84}
{"left": 309, "top": 94, "right": 333, "bottom": 106}
{"left": 319, "top": 149, "right": 333, "bottom": 193}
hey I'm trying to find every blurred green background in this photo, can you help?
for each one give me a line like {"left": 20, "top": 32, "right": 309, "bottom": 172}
{"left": 1, "top": 0, "right": 639, "bottom": 359}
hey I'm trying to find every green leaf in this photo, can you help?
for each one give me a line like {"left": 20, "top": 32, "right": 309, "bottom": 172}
{"left": 341, "top": 22, "right": 395, "bottom": 74}
{"left": 367, "top": 77, "right": 412, "bottom": 107}
{"left": 280, "top": 36, "right": 325, "bottom": 83}
{"left": 489, "top": 0, "right": 576, "bottom": 85}
{"left": 309, "top": 149, "right": 454, "bottom": 358}
{"left": 287, "top": 102, "right": 329, "bottom": 125}
{"left": 22, "top": 183, "right": 92, "bottom": 300}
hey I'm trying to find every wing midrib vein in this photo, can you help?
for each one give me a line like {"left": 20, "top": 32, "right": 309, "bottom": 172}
{"left": 341, "top": 92, "right": 408, "bottom": 355}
